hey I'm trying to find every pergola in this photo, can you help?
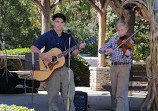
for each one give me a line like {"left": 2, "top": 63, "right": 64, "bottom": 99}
{"left": 87, "top": 1, "right": 158, "bottom": 111}
{"left": 88, "top": 1, "right": 158, "bottom": 111}
{"left": 86, "top": 0, "right": 150, "bottom": 67}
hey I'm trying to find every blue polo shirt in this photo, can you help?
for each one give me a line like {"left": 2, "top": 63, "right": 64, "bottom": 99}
{"left": 33, "top": 29, "right": 77, "bottom": 66}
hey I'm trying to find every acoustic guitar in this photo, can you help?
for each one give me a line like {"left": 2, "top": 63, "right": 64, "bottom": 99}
{"left": 32, "top": 37, "right": 96, "bottom": 81}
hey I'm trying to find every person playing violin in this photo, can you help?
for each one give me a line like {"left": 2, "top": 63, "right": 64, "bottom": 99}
{"left": 99, "top": 19, "right": 133, "bottom": 111}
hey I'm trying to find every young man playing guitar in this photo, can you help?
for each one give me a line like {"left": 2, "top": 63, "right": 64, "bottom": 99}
{"left": 30, "top": 13, "right": 86, "bottom": 111}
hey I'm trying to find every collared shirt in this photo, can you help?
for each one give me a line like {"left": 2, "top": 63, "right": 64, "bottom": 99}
{"left": 33, "top": 29, "right": 76, "bottom": 52}
{"left": 99, "top": 36, "right": 133, "bottom": 63}
{"left": 33, "top": 29, "right": 76, "bottom": 66}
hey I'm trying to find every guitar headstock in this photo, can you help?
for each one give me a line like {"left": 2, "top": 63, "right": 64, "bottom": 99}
{"left": 85, "top": 37, "right": 96, "bottom": 44}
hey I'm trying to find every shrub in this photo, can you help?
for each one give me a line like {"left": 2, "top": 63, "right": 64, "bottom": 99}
{"left": 0, "top": 48, "right": 31, "bottom": 55}
{"left": 0, "top": 48, "right": 90, "bottom": 86}
{"left": 0, "top": 104, "right": 34, "bottom": 111}
{"left": 71, "top": 55, "right": 90, "bottom": 86}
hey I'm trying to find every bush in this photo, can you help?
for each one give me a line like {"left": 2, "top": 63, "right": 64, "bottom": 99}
{"left": 0, "top": 48, "right": 90, "bottom": 86}
{"left": 0, "top": 48, "right": 30, "bottom": 70}
{"left": 0, "top": 48, "right": 31, "bottom": 55}
{"left": 0, "top": 104, "right": 34, "bottom": 111}
{"left": 71, "top": 55, "right": 90, "bottom": 86}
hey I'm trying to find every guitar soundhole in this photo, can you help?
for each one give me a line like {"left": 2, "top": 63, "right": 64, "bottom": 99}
{"left": 51, "top": 56, "right": 57, "bottom": 64}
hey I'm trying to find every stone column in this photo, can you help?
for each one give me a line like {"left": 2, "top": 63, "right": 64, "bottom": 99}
{"left": 89, "top": 66, "right": 110, "bottom": 91}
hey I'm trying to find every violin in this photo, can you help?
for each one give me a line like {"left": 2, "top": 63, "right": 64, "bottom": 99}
{"left": 117, "top": 35, "right": 133, "bottom": 53}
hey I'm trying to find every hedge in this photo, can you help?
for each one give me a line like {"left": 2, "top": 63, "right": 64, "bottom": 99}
{"left": 0, "top": 48, "right": 90, "bottom": 86}
{"left": 0, "top": 104, "right": 34, "bottom": 111}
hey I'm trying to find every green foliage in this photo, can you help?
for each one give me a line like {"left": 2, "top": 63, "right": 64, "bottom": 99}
{"left": 0, "top": 0, "right": 40, "bottom": 49}
{"left": 0, "top": 48, "right": 30, "bottom": 70}
{"left": 0, "top": 0, "right": 150, "bottom": 60}
{"left": 0, "top": 104, "right": 34, "bottom": 111}
{"left": 54, "top": 0, "right": 99, "bottom": 56}
{"left": 6, "top": 59, "right": 25, "bottom": 71}
{"left": 0, "top": 48, "right": 31, "bottom": 55}
{"left": 71, "top": 55, "right": 90, "bottom": 86}
{"left": 106, "top": 6, "right": 118, "bottom": 41}
{"left": 133, "top": 19, "right": 149, "bottom": 60}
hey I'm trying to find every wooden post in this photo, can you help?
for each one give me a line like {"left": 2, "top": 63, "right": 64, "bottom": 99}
{"left": 98, "top": 12, "right": 106, "bottom": 67}
{"left": 86, "top": 0, "right": 108, "bottom": 67}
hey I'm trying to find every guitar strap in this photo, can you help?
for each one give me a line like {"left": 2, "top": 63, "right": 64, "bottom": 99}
{"left": 63, "top": 34, "right": 67, "bottom": 52}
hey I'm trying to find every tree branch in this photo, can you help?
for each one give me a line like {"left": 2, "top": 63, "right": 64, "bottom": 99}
{"left": 86, "top": 0, "right": 102, "bottom": 15}
{"left": 50, "top": 0, "right": 63, "bottom": 11}
{"left": 121, "top": 0, "right": 147, "bottom": 9}
{"left": 31, "top": 0, "right": 43, "bottom": 9}
{"left": 120, "top": 0, "right": 149, "bottom": 19}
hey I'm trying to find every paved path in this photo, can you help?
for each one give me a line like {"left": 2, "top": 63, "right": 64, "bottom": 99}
{"left": 0, "top": 87, "right": 147, "bottom": 111}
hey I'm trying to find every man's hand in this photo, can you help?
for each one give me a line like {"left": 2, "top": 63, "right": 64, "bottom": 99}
{"left": 71, "top": 42, "right": 86, "bottom": 57}
{"left": 78, "top": 42, "right": 86, "bottom": 51}
{"left": 40, "top": 53, "right": 52, "bottom": 62}
{"left": 125, "top": 49, "right": 131, "bottom": 56}
{"left": 105, "top": 48, "right": 113, "bottom": 54}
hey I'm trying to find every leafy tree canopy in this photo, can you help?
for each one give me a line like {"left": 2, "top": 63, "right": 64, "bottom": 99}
{"left": 0, "top": 0, "right": 41, "bottom": 49}
{"left": 0, "top": 0, "right": 149, "bottom": 60}
{"left": 53, "top": 0, "right": 99, "bottom": 56}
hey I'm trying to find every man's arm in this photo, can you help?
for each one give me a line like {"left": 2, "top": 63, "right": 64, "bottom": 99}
{"left": 71, "top": 43, "right": 86, "bottom": 57}
{"left": 30, "top": 45, "right": 52, "bottom": 62}
{"left": 99, "top": 38, "right": 113, "bottom": 54}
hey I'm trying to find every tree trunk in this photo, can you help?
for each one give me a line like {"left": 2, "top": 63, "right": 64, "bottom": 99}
{"left": 41, "top": 0, "right": 51, "bottom": 34}
{"left": 121, "top": 5, "right": 135, "bottom": 37}
{"left": 31, "top": 0, "right": 63, "bottom": 34}
{"left": 140, "top": 1, "right": 158, "bottom": 111}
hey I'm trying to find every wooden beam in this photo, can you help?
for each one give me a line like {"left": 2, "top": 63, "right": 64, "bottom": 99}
{"left": 112, "top": 0, "right": 122, "bottom": 8}
{"left": 98, "top": 12, "right": 106, "bottom": 67}
{"left": 102, "top": 0, "right": 110, "bottom": 12}
{"left": 109, "top": 0, "right": 121, "bottom": 18}
{"left": 86, "top": 0, "right": 102, "bottom": 14}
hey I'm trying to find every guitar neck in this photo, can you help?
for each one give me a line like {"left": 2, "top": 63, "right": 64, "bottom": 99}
{"left": 57, "top": 45, "right": 79, "bottom": 58}
{"left": 57, "top": 37, "right": 96, "bottom": 58}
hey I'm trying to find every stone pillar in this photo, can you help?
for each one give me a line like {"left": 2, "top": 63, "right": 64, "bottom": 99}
{"left": 89, "top": 66, "right": 110, "bottom": 91}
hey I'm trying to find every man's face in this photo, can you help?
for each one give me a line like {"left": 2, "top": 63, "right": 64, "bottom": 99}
{"left": 52, "top": 18, "right": 65, "bottom": 31}
{"left": 116, "top": 25, "right": 128, "bottom": 37}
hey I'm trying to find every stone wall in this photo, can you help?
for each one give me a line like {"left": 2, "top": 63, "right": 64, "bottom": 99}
{"left": 89, "top": 67, "right": 110, "bottom": 91}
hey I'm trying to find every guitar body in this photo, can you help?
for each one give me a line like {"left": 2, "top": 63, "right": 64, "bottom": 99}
{"left": 32, "top": 48, "right": 65, "bottom": 81}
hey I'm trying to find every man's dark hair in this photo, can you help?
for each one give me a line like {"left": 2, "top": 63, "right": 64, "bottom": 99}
{"left": 52, "top": 13, "right": 66, "bottom": 22}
